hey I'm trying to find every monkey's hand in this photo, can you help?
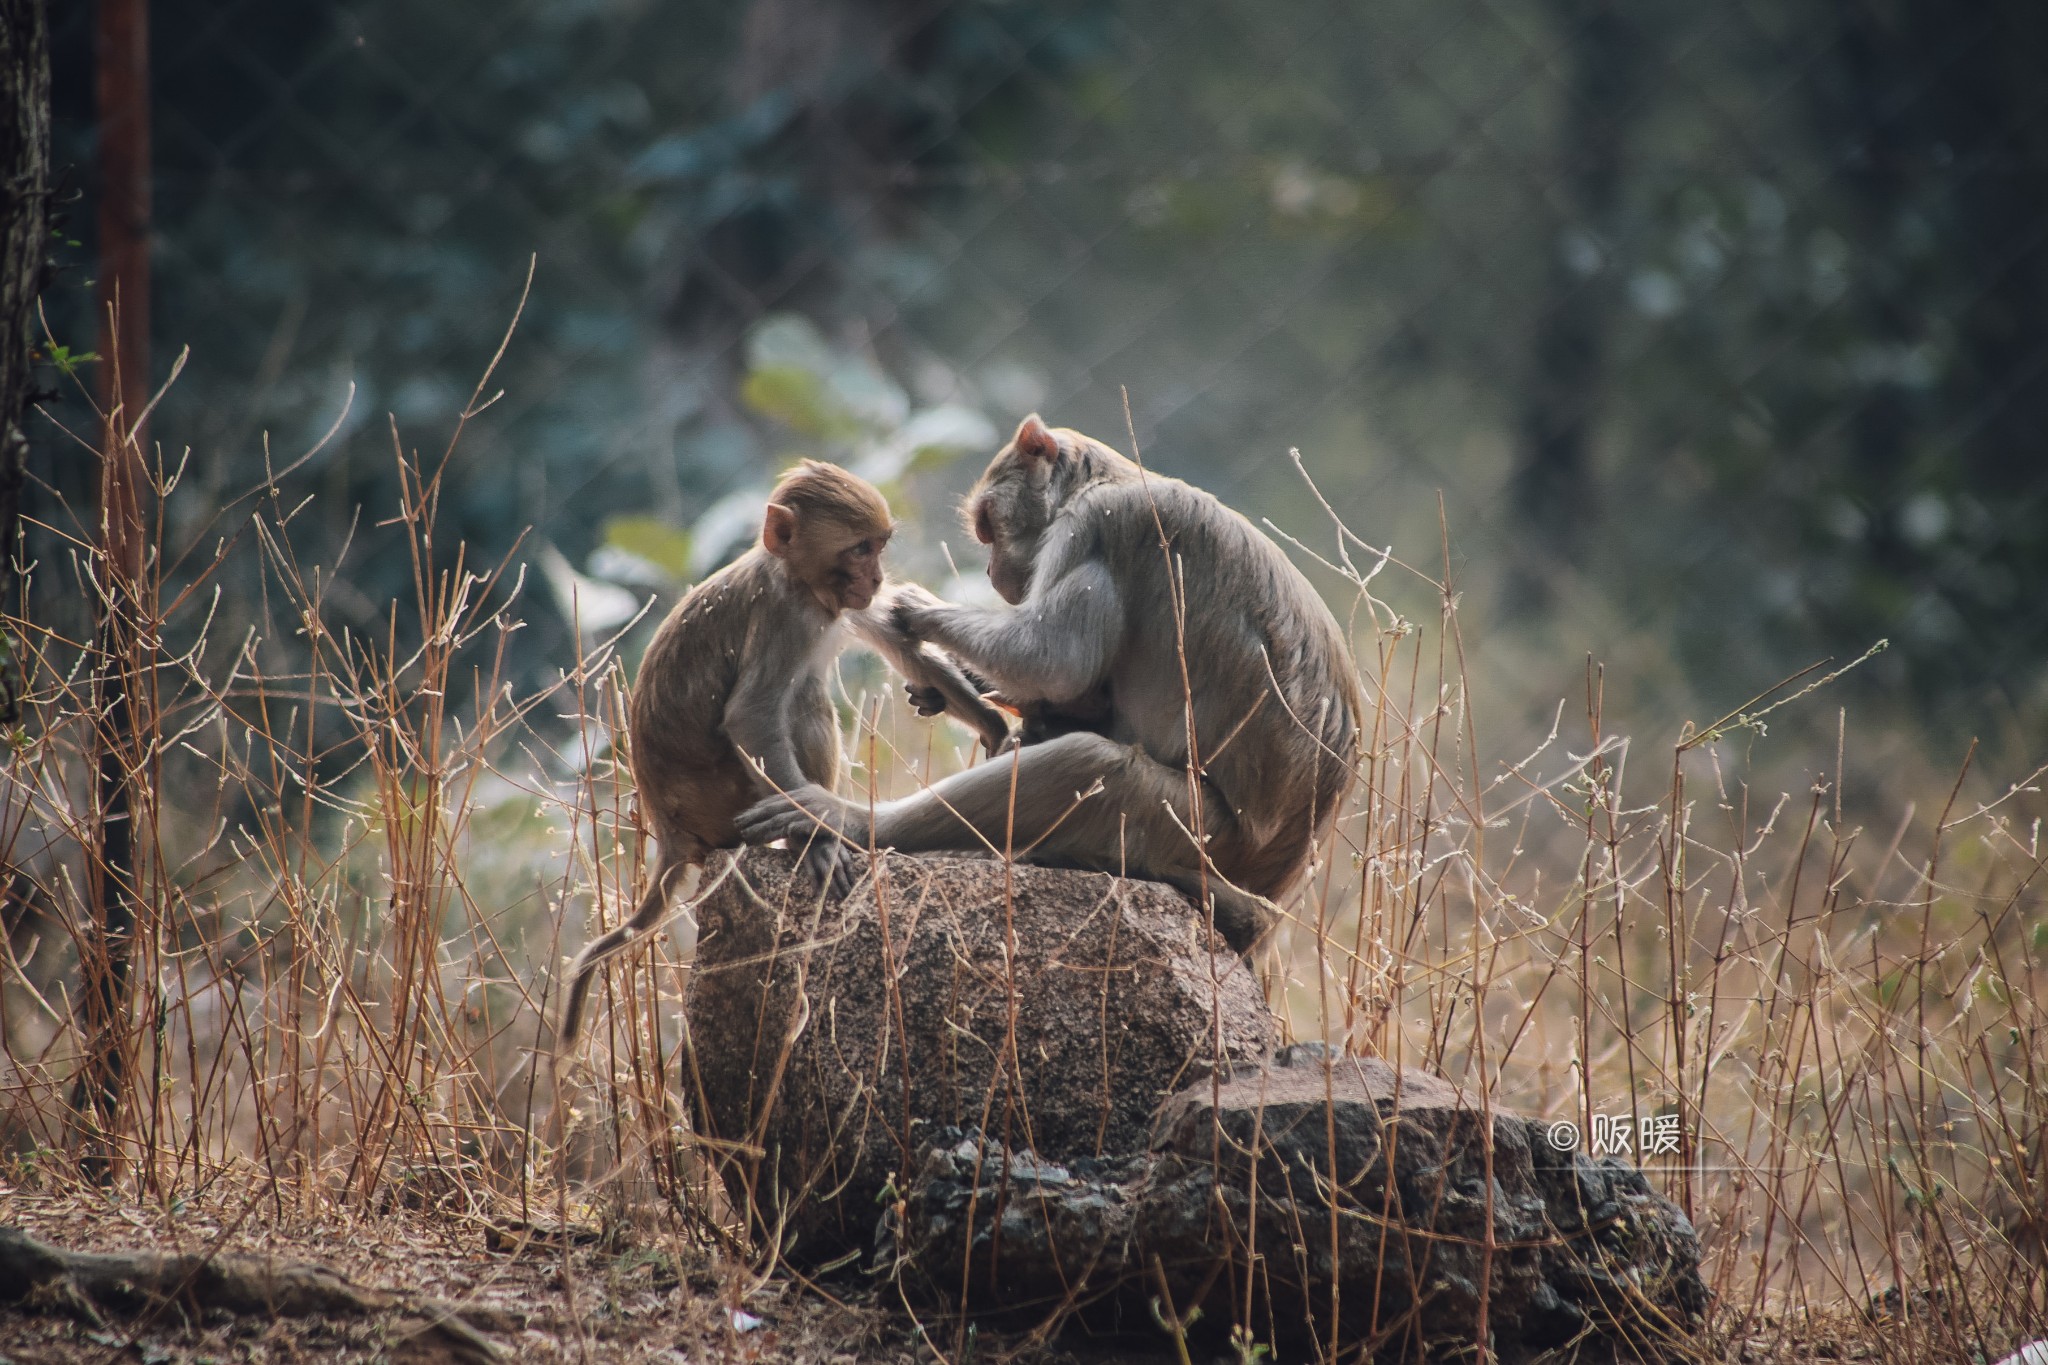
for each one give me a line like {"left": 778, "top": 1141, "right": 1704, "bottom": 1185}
{"left": 905, "top": 659, "right": 996, "bottom": 717}
{"left": 904, "top": 681, "right": 948, "bottom": 717}
{"left": 889, "top": 594, "right": 950, "bottom": 646}
{"left": 800, "top": 827, "right": 857, "bottom": 899}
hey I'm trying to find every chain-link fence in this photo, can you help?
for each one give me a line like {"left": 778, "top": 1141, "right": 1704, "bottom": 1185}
{"left": 38, "top": 0, "right": 2048, "bottom": 747}
{"left": 9, "top": 10, "right": 2048, "bottom": 1351}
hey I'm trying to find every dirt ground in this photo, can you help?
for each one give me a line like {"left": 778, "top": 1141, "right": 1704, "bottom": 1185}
{"left": 0, "top": 1180, "right": 2025, "bottom": 1364}
{"left": 0, "top": 1181, "right": 1023, "bottom": 1365}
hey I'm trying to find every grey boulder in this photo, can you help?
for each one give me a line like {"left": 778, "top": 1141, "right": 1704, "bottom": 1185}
{"left": 892, "top": 1044, "right": 1708, "bottom": 1362}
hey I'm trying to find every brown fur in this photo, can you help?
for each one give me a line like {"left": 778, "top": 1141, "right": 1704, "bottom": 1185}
{"left": 737, "top": 416, "right": 1363, "bottom": 953}
{"left": 556, "top": 462, "right": 1008, "bottom": 1050}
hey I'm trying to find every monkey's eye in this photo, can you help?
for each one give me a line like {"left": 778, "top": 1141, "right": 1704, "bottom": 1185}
{"left": 972, "top": 503, "right": 994, "bottom": 545}
{"left": 855, "top": 540, "right": 874, "bottom": 557}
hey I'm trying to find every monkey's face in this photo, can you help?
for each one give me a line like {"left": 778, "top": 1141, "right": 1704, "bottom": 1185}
{"left": 822, "top": 526, "right": 889, "bottom": 612}
{"left": 765, "top": 497, "right": 892, "bottom": 613}
{"left": 966, "top": 481, "right": 1054, "bottom": 604}
{"left": 966, "top": 415, "right": 1066, "bottom": 603}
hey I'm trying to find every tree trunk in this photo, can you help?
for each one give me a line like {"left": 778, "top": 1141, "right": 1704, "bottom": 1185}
{"left": 0, "top": 0, "right": 50, "bottom": 726}
{"left": 1510, "top": 0, "right": 1637, "bottom": 605}
{"left": 1814, "top": 1, "right": 2048, "bottom": 675}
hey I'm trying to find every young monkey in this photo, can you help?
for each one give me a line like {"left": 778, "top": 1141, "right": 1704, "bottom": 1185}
{"left": 556, "top": 461, "right": 1009, "bottom": 1050}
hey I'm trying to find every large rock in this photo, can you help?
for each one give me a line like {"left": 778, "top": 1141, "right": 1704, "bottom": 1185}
{"left": 894, "top": 1044, "right": 1708, "bottom": 1362}
{"left": 682, "top": 849, "right": 1276, "bottom": 1260}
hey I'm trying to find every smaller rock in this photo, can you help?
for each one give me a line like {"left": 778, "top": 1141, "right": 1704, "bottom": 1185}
{"left": 895, "top": 1047, "right": 1708, "bottom": 1362}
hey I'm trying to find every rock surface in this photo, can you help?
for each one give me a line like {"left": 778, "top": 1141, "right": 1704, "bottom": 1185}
{"left": 683, "top": 852, "right": 1705, "bottom": 1360}
{"left": 893, "top": 1044, "right": 1709, "bottom": 1363}
{"left": 682, "top": 848, "right": 1275, "bottom": 1259}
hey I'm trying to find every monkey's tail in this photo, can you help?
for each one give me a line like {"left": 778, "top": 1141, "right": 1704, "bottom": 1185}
{"left": 555, "top": 851, "right": 737, "bottom": 1052}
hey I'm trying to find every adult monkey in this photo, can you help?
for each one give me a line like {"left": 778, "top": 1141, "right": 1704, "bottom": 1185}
{"left": 738, "top": 415, "right": 1363, "bottom": 952}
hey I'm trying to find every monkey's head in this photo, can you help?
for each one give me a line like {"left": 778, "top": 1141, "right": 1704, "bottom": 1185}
{"left": 963, "top": 413, "right": 1087, "bottom": 603}
{"left": 762, "top": 460, "right": 894, "bottom": 614}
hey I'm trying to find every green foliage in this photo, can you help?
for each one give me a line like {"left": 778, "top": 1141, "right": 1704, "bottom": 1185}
{"left": 1231, "top": 1325, "right": 1272, "bottom": 1364}
{"left": 672, "top": 312, "right": 993, "bottom": 577}
{"left": 39, "top": 343, "right": 95, "bottom": 378}
{"left": 600, "top": 516, "right": 692, "bottom": 579}
{"left": 742, "top": 315, "right": 901, "bottom": 439}
{"left": 35, "top": 0, "right": 2048, "bottom": 755}
{"left": 741, "top": 366, "right": 839, "bottom": 439}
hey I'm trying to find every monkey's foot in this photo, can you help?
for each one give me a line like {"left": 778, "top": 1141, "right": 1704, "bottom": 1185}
{"left": 1200, "top": 881, "right": 1280, "bottom": 957}
{"left": 736, "top": 785, "right": 863, "bottom": 897}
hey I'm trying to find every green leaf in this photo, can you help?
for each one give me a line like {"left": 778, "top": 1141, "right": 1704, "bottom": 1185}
{"left": 43, "top": 344, "right": 100, "bottom": 378}
{"left": 741, "top": 365, "right": 834, "bottom": 436}
{"left": 747, "top": 313, "right": 837, "bottom": 374}
{"left": 741, "top": 313, "right": 909, "bottom": 438}
{"left": 855, "top": 405, "right": 997, "bottom": 483}
{"left": 601, "top": 515, "right": 692, "bottom": 578}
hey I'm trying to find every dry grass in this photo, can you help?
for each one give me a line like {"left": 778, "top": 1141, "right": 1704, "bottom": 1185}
{"left": 1267, "top": 516, "right": 2047, "bottom": 1362}
{"left": 1, "top": 324, "right": 2043, "bottom": 1364}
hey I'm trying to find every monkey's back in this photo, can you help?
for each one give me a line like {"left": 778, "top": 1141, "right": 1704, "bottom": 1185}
{"left": 628, "top": 551, "right": 833, "bottom": 858}
{"left": 1084, "top": 477, "right": 1362, "bottom": 896}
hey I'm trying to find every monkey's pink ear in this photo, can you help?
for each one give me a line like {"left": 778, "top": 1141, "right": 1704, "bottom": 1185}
{"left": 762, "top": 502, "right": 797, "bottom": 557}
{"left": 1012, "top": 414, "right": 1060, "bottom": 464}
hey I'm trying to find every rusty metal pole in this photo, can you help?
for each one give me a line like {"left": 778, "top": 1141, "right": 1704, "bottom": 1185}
{"left": 75, "top": 0, "right": 149, "bottom": 1181}
{"left": 95, "top": 0, "right": 148, "bottom": 455}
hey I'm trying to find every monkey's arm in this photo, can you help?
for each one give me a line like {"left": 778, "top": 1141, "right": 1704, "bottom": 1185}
{"left": 724, "top": 631, "right": 854, "bottom": 895}
{"left": 897, "top": 559, "right": 1122, "bottom": 706}
{"left": 847, "top": 588, "right": 1012, "bottom": 755}
{"left": 723, "top": 630, "right": 832, "bottom": 800}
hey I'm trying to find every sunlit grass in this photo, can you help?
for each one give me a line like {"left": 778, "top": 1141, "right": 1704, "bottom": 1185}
{"left": 3, "top": 339, "right": 2042, "bottom": 1362}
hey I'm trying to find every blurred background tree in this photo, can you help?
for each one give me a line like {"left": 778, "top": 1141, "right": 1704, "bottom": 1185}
{"left": 31, "top": 0, "right": 2048, "bottom": 771}
{"left": 1, "top": 0, "right": 50, "bottom": 725}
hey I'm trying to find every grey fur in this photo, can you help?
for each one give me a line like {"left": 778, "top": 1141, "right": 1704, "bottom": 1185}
{"left": 736, "top": 417, "right": 1362, "bottom": 953}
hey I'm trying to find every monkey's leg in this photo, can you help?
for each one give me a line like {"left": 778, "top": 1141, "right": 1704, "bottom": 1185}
{"left": 737, "top": 733, "right": 1275, "bottom": 951}
{"left": 953, "top": 733, "right": 1275, "bottom": 952}
{"left": 902, "top": 645, "right": 1011, "bottom": 755}
{"left": 786, "top": 673, "right": 856, "bottom": 898}
{"left": 849, "top": 592, "right": 1011, "bottom": 755}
